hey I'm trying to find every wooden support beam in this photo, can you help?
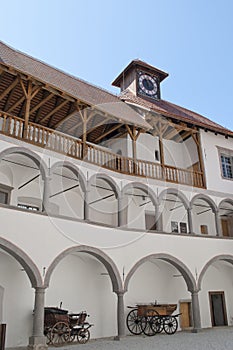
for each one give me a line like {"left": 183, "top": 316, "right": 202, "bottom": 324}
{"left": 52, "top": 106, "right": 79, "bottom": 129}
{"left": 30, "top": 92, "right": 54, "bottom": 114}
{"left": 94, "top": 123, "right": 123, "bottom": 143}
{"left": 38, "top": 99, "right": 69, "bottom": 124}
{"left": 0, "top": 76, "right": 19, "bottom": 100}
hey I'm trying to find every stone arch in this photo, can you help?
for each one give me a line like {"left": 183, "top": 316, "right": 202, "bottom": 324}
{"left": 50, "top": 161, "right": 87, "bottom": 193}
{"left": 124, "top": 253, "right": 196, "bottom": 293}
{"left": 88, "top": 173, "right": 120, "bottom": 198}
{"left": 122, "top": 182, "right": 158, "bottom": 207}
{"left": 218, "top": 198, "right": 233, "bottom": 210}
{"left": 0, "top": 236, "right": 42, "bottom": 288}
{"left": 159, "top": 188, "right": 189, "bottom": 209}
{"left": 197, "top": 254, "right": 233, "bottom": 291}
{"left": 0, "top": 146, "right": 48, "bottom": 180}
{"left": 190, "top": 194, "right": 217, "bottom": 213}
{"left": 44, "top": 245, "right": 123, "bottom": 292}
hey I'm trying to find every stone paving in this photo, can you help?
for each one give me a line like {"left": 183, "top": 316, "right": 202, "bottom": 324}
{"left": 53, "top": 327, "right": 233, "bottom": 350}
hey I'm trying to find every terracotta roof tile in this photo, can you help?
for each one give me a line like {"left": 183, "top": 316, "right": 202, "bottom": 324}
{"left": 120, "top": 90, "right": 233, "bottom": 136}
{"left": 0, "top": 41, "right": 151, "bottom": 130}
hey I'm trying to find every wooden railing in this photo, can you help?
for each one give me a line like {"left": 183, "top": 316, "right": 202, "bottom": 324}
{"left": 0, "top": 112, "right": 205, "bottom": 188}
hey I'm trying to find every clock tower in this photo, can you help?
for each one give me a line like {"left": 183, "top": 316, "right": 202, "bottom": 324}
{"left": 112, "top": 59, "right": 168, "bottom": 100}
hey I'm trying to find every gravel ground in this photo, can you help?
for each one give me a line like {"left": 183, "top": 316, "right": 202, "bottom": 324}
{"left": 53, "top": 327, "right": 233, "bottom": 350}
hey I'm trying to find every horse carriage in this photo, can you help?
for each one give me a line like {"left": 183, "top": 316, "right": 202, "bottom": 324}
{"left": 126, "top": 303, "right": 180, "bottom": 336}
{"left": 44, "top": 307, "right": 93, "bottom": 345}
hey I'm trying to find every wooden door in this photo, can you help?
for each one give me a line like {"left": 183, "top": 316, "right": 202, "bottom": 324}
{"left": 221, "top": 219, "right": 229, "bottom": 237}
{"left": 209, "top": 291, "right": 227, "bottom": 326}
{"left": 180, "top": 302, "right": 192, "bottom": 329}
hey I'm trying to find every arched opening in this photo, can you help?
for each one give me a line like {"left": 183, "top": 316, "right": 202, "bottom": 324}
{"left": 122, "top": 183, "right": 158, "bottom": 231}
{"left": 88, "top": 175, "right": 119, "bottom": 226}
{"left": 191, "top": 195, "right": 217, "bottom": 236}
{"left": 198, "top": 256, "right": 233, "bottom": 328}
{"left": 0, "top": 238, "right": 42, "bottom": 348}
{"left": 44, "top": 246, "right": 122, "bottom": 340}
{"left": 0, "top": 148, "right": 47, "bottom": 211}
{"left": 49, "top": 162, "right": 86, "bottom": 219}
{"left": 159, "top": 190, "right": 189, "bottom": 234}
{"left": 218, "top": 199, "right": 233, "bottom": 237}
{"left": 124, "top": 254, "right": 196, "bottom": 332}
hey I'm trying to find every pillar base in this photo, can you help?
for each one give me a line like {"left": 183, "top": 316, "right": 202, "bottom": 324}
{"left": 192, "top": 328, "right": 201, "bottom": 333}
{"left": 28, "top": 336, "right": 47, "bottom": 350}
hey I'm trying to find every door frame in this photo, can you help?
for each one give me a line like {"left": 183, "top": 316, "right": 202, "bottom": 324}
{"left": 209, "top": 291, "right": 228, "bottom": 326}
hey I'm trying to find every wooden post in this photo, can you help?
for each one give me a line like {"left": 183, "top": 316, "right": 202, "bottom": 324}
{"left": 81, "top": 109, "right": 87, "bottom": 159}
{"left": 126, "top": 125, "right": 141, "bottom": 174}
{"left": 192, "top": 132, "right": 206, "bottom": 188}
{"left": 20, "top": 79, "right": 40, "bottom": 139}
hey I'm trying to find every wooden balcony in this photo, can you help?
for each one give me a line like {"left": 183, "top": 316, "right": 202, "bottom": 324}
{"left": 0, "top": 112, "right": 205, "bottom": 188}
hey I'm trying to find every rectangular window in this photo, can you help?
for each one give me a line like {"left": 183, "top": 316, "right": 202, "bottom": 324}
{"left": 17, "top": 204, "right": 39, "bottom": 211}
{"left": 0, "top": 191, "right": 8, "bottom": 204}
{"left": 218, "top": 147, "right": 233, "bottom": 180}
{"left": 221, "top": 155, "right": 233, "bottom": 179}
{"left": 0, "top": 184, "right": 12, "bottom": 205}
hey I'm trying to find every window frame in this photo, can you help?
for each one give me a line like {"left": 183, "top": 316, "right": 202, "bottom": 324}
{"left": 0, "top": 184, "right": 13, "bottom": 205}
{"left": 217, "top": 146, "right": 233, "bottom": 181}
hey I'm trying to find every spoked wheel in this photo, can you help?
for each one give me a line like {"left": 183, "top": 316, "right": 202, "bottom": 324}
{"left": 44, "top": 328, "right": 53, "bottom": 345}
{"left": 141, "top": 309, "right": 159, "bottom": 336}
{"left": 77, "top": 328, "right": 90, "bottom": 344}
{"left": 151, "top": 316, "right": 163, "bottom": 334}
{"left": 163, "top": 316, "right": 178, "bottom": 335}
{"left": 126, "top": 309, "right": 143, "bottom": 335}
{"left": 51, "top": 321, "right": 70, "bottom": 345}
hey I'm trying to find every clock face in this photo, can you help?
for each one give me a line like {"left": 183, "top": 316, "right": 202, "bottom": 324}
{"left": 138, "top": 74, "right": 158, "bottom": 97}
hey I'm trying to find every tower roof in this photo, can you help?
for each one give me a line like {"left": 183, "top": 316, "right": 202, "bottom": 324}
{"left": 112, "top": 59, "right": 169, "bottom": 88}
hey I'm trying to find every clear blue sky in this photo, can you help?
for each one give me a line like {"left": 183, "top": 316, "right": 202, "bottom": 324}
{"left": 1, "top": 0, "right": 233, "bottom": 130}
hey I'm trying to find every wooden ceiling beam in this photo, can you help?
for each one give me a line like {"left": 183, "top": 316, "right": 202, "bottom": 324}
{"left": 0, "top": 76, "right": 19, "bottom": 100}
{"left": 86, "top": 116, "right": 112, "bottom": 136}
{"left": 30, "top": 91, "right": 54, "bottom": 114}
{"left": 94, "top": 123, "right": 124, "bottom": 143}
{"left": 38, "top": 99, "right": 69, "bottom": 124}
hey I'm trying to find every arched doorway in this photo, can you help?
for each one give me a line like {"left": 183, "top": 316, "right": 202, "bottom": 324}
{"left": 44, "top": 246, "right": 123, "bottom": 339}
{"left": 122, "top": 183, "right": 158, "bottom": 231}
{"left": 49, "top": 162, "right": 86, "bottom": 219}
{"left": 0, "top": 147, "right": 47, "bottom": 211}
{"left": 218, "top": 199, "right": 233, "bottom": 237}
{"left": 159, "top": 189, "right": 189, "bottom": 234}
{"left": 0, "top": 238, "right": 42, "bottom": 348}
{"left": 124, "top": 254, "right": 198, "bottom": 332}
{"left": 198, "top": 255, "right": 233, "bottom": 328}
{"left": 88, "top": 174, "right": 119, "bottom": 226}
{"left": 191, "top": 195, "right": 218, "bottom": 236}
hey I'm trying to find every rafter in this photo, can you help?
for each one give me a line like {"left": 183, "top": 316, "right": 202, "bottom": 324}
{"left": 94, "top": 123, "right": 123, "bottom": 143}
{"left": 38, "top": 99, "right": 69, "bottom": 124}
{"left": 30, "top": 91, "right": 54, "bottom": 115}
{"left": 0, "top": 76, "right": 19, "bottom": 100}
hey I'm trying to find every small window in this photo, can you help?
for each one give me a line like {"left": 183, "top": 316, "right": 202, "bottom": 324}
{"left": 200, "top": 225, "right": 208, "bottom": 234}
{"left": 0, "top": 191, "right": 8, "bottom": 204}
{"left": 218, "top": 147, "right": 233, "bottom": 180}
{"left": 155, "top": 150, "right": 159, "bottom": 161}
{"left": 17, "top": 204, "right": 39, "bottom": 211}
{"left": 0, "top": 184, "right": 12, "bottom": 205}
{"left": 221, "top": 155, "right": 233, "bottom": 179}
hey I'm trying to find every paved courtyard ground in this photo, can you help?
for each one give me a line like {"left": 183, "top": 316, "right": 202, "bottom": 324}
{"left": 54, "top": 327, "right": 233, "bottom": 350}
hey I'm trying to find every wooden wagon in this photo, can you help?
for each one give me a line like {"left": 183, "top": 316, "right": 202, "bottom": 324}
{"left": 44, "top": 307, "right": 93, "bottom": 345}
{"left": 126, "top": 303, "right": 180, "bottom": 336}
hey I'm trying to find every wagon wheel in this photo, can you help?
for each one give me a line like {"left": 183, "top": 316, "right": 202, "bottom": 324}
{"left": 150, "top": 316, "right": 163, "bottom": 334}
{"left": 141, "top": 309, "right": 159, "bottom": 336}
{"left": 77, "top": 328, "right": 90, "bottom": 344}
{"left": 44, "top": 327, "right": 53, "bottom": 345}
{"left": 163, "top": 316, "right": 178, "bottom": 335}
{"left": 51, "top": 321, "right": 70, "bottom": 345}
{"left": 126, "top": 308, "right": 143, "bottom": 335}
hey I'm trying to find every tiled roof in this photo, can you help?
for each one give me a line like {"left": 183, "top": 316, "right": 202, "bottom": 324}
{"left": 0, "top": 41, "right": 151, "bottom": 130}
{"left": 120, "top": 90, "right": 233, "bottom": 136}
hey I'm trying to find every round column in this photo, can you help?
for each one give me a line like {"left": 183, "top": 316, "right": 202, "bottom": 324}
{"left": 115, "top": 291, "right": 125, "bottom": 340}
{"left": 191, "top": 290, "right": 201, "bottom": 332}
{"left": 29, "top": 287, "right": 47, "bottom": 349}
